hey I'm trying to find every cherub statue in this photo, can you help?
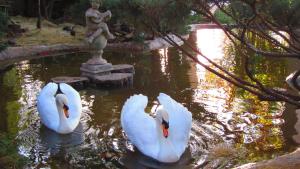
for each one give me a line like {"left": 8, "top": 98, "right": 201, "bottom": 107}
{"left": 85, "top": 0, "right": 115, "bottom": 44}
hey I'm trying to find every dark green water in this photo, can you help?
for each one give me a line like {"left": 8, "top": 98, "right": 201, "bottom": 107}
{"left": 0, "top": 29, "right": 298, "bottom": 168}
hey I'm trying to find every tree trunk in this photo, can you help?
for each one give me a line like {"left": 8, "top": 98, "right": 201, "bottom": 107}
{"left": 37, "top": 0, "right": 41, "bottom": 29}
{"left": 235, "top": 148, "right": 300, "bottom": 169}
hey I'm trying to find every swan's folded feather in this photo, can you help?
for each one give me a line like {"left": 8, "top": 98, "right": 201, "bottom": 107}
{"left": 121, "top": 94, "right": 159, "bottom": 159}
{"left": 37, "top": 83, "right": 59, "bottom": 131}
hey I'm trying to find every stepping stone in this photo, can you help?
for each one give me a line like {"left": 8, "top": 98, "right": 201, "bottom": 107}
{"left": 112, "top": 64, "right": 135, "bottom": 74}
{"left": 51, "top": 76, "right": 89, "bottom": 90}
{"left": 91, "top": 73, "right": 133, "bottom": 88}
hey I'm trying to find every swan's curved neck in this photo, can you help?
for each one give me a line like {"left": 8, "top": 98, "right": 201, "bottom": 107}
{"left": 155, "top": 117, "right": 180, "bottom": 162}
{"left": 155, "top": 118, "right": 169, "bottom": 141}
{"left": 155, "top": 119, "right": 163, "bottom": 139}
{"left": 56, "top": 95, "right": 71, "bottom": 133}
{"left": 57, "top": 105, "right": 72, "bottom": 133}
{"left": 155, "top": 107, "right": 169, "bottom": 140}
{"left": 57, "top": 105, "right": 67, "bottom": 121}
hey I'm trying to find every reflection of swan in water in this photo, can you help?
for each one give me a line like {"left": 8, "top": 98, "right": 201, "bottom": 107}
{"left": 39, "top": 122, "right": 84, "bottom": 154}
{"left": 121, "top": 93, "right": 192, "bottom": 163}
{"left": 121, "top": 147, "right": 193, "bottom": 169}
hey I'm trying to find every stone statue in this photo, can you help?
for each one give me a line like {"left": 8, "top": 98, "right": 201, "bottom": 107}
{"left": 80, "top": 0, "right": 134, "bottom": 87}
{"left": 85, "top": 0, "right": 115, "bottom": 64}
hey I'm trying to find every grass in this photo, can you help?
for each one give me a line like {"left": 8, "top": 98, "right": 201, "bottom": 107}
{"left": 12, "top": 16, "right": 86, "bottom": 46}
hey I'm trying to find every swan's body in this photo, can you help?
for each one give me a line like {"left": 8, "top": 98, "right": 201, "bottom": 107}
{"left": 37, "top": 83, "right": 82, "bottom": 134}
{"left": 121, "top": 93, "right": 192, "bottom": 163}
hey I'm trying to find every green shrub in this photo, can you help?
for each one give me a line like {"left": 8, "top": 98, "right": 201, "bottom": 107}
{"left": 214, "top": 9, "right": 234, "bottom": 24}
{"left": 189, "top": 11, "right": 204, "bottom": 24}
{"left": 0, "top": 43, "right": 7, "bottom": 51}
{"left": 103, "top": 0, "right": 194, "bottom": 36}
{"left": 0, "top": 11, "right": 8, "bottom": 36}
{"left": 267, "top": 0, "right": 300, "bottom": 27}
{"left": 68, "top": 0, "right": 90, "bottom": 25}
{"left": 0, "top": 11, "right": 8, "bottom": 52}
{"left": 225, "top": 0, "right": 300, "bottom": 27}
{"left": 68, "top": 0, "right": 195, "bottom": 43}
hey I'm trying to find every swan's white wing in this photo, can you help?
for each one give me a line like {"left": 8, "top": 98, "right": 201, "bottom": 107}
{"left": 60, "top": 83, "right": 82, "bottom": 121}
{"left": 157, "top": 93, "right": 192, "bottom": 156}
{"left": 37, "top": 82, "right": 59, "bottom": 130}
{"left": 121, "top": 94, "right": 159, "bottom": 159}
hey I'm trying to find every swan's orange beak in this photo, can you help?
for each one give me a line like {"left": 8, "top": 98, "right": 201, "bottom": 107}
{"left": 63, "top": 105, "right": 69, "bottom": 118}
{"left": 162, "top": 127, "right": 168, "bottom": 138}
{"left": 161, "top": 120, "right": 169, "bottom": 138}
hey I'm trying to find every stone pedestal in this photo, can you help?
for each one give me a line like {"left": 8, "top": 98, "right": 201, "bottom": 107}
{"left": 80, "top": 63, "right": 113, "bottom": 78}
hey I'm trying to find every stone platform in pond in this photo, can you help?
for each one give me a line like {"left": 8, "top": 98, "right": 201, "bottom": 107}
{"left": 80, "top": 62, "right": 134, "bottom": 88}
{"left": 51, "top": 76, "right": 89, "bottom": 90}
{"left": 51, "top": 63, "right": 134, "bottom": 89}
{"left": 90, "top": 73, "right": 133, "bottom": 88}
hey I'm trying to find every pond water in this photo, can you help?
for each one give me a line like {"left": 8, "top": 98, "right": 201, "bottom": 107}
{"left": 0, "top": 29, "right": 299, "bottom": 168}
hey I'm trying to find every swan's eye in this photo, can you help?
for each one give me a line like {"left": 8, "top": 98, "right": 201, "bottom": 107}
{"left": 162, "top": 119, "right": 169, "bottom": 129}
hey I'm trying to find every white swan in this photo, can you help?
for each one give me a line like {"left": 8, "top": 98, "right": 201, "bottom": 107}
{"left": 37, "top": 82, "right": 82, "bottom": 134}
{"left": 121, "top": 93, "right": 192, "bottom": 163}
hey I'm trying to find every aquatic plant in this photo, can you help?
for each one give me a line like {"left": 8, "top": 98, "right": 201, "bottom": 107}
{"left": 0, "top": 133, "right": 28, "bottom": 168}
